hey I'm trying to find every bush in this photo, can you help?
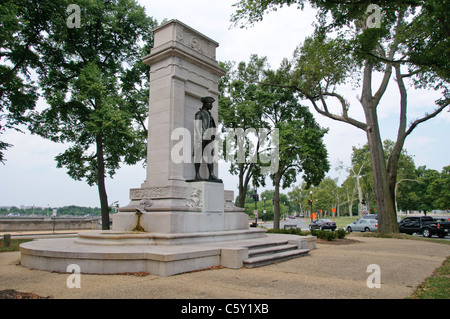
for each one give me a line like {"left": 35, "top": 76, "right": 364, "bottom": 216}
{"left": 336, "top": 228, "right": 347, "bottom": 239}
{"left": 311, "top": 229, "right": 337, "bottom": 241}
{"left": 266, "top": 228, "right": 310, "bottom": 236}
{"left": 267, "top": 227, "right": 347, "bottom": 241}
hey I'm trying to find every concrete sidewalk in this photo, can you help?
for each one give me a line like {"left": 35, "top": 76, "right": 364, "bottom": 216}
{"left": 0, "top": 236, "right": 448, "bottom": 299}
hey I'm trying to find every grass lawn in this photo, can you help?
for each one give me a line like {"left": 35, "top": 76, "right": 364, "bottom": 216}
{"left": 309, "top": 216, "right": 367, "bottom": 228}
{"left": 0, "top": 238, "right": 32, "bottom": 252}
{"left": 409, "top": 256, "right": 450, "bottom": 299}
{"left": 330, "top": 216, "right": 357, "bottom": 228}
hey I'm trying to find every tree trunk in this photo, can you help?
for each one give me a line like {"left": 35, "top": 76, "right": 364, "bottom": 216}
{"left": 238, "top": 186, "right": 247, "bottom": 208}
{"left": 347, "top": 186, "right": 356, "bottom": 218}
{"left": 360, "top": 60, "right": 398, "bottom": 233}
{"left": 366, "top": 129, "right": 397, "bottom": 232}
{"left": 237, "top": 163, "right": 253, "bottom": 208}
{"left": 238, "top": 166, "right": 246, "bottom": 208}
{"left": 385, "top": 63, "right": 408, "bottom": 220}
{"left": 96, "top": 134, "right": 110, "bottom": 230}
{"left": 356, "top": 176, "right": 363, "bottom": 217}
{"left": 363, "top": 103, "right": 398, "bottom": 233}
{"left": 273, "top": 171, "right": 281, "bottom": 230}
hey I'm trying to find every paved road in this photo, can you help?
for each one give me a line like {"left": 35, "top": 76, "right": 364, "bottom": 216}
{"left": 257, "top": 219, "right": 450, "bottom": 241}
{"left": 411, "top": 233, "right": 450, "bottom": 241}
{"left": 1, "top": 236, "right": 448, "bottom": 300}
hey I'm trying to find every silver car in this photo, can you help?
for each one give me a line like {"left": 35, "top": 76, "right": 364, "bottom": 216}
{"left": 346, "top": 218, "right": 378, "bottom": 232}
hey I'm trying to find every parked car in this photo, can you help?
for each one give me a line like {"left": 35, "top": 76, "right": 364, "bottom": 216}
{"left": 346, "top": 218, "right": 378, "bottom": 232}
{"left": 398, "top": 216, "right": 450, "bottom": 238}
{"left": 309, "top": 219, "right": 336, "bottom": 231}
{"left": 361, "top": 214, "right": 377, "bottom": 219}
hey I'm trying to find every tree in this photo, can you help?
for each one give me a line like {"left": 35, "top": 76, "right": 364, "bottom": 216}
{"left": 28, "top": 0, "right": 157, "bottom": 229}
{"left": 262, "top": 60, "right": 329, "bottom": 230}
{"left": 340, "top": 175, "right": 357, "bottom": 217}
{"left": 351, "top": 140, "right": 417, "bottom": 215}
{"left": 312, "top": 178, "right": 336, "bottom": 217}
{"left": 231, "top": 0, "right": 449, "bottom": 233}
{"left": 244, "top": 189, "right": 291, "bottom": 221}
{"left": 0, "top": 0, "right": 60, "bottom": 163}
{"left": 289, "top": 182, "right": 312, "bottom": 217}
{"left": 347, "top": 145, "right": 372, "bottom": 216}
{"left": 220, "top": 55, "right": 329, "bottom": 228}
{"left": 219, "top": 56, "right": 269, "bottom": 207}
{"left": 430, "top": 166, "right": 450, "bottom": 211}
{"left": 399, "top": 166, "right": 438, "bottom": 213}
{"left": 300, "top": 177, "right": 344, "bottom": 218}
{"left": 397, "top": 165, "right": 449, "bottom": 213}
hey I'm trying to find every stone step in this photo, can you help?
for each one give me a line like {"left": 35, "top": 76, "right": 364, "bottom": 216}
{"left": 244, "top": 239, "right": 293, "bottom": 250}
{"left": 248, "top": 244, "right": 299, "bottom": 258}
{"left": 243, "top": 247, "right": 310, "bottom": 268}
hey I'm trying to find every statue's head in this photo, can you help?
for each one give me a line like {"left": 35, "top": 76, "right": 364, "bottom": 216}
{"left": 201, "top": 96, "right": 215, "bottom": 110}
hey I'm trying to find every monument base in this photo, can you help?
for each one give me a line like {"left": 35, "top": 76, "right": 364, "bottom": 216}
{"left": 20, "top": 231, "right": 315, "bottom": 276}
{"left": 19, "top": 181, "right": 316, "bottom": 276}
{"left": 112, "top": 211, "right": 249, "bottom": 233}
{"left": 76, "top": 228, "right": 266, "bottom": 246}
{"left": 19, "top": 181, "right": 317, "bottom": 276}
{"left": 113, "top": 181, "right": 247, "bottom": 233}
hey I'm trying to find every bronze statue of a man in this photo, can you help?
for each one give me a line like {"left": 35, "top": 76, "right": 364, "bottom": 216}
{"left": 193, "top": 96, "right": 222, "bottom": 182}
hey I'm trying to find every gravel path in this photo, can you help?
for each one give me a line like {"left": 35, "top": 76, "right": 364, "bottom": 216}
{"left": 0, "top": 236, "right": 448, "bottom": 299}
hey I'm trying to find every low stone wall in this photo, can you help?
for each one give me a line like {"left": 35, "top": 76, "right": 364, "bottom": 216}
{"left": 0, "top": 218, "right": 99, "bottom": 232}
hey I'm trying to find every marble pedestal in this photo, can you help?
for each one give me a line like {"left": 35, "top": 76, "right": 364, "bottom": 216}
{"left": 113, "top": 181, "right": 248, "bottom": 235}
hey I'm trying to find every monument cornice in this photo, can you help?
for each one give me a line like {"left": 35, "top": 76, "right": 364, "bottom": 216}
{"left": 142, "top": 42, "right": 226, "bottom": 78}
{"left": 142, "top": 19, "right": 226, "bottom": 78}
{"left": 152, "top": 19, "right": 220, "bottom": 48}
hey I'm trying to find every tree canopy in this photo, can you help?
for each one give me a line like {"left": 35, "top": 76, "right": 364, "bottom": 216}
{"left": 219, "top": 55, "right": 329, "bottom": 229}
{"left": 0, "top": 0, "right": 60, "bottom": 163}
{"left": 26, "top": 0, "right": 157, "bottom": 229}
{"left": 231, "top": 0, "right": 449, "bottom": 233}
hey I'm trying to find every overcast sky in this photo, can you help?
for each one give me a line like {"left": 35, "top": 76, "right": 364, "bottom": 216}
{"left": 1, "top": 0, "right": 449, "bottom": 208}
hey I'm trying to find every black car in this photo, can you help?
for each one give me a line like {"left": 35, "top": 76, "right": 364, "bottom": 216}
{"left": 399, "top": 216, "right": 450, "bottom": 238}
{"left": 309, "top": 219, "right": 336, "bottom": 231}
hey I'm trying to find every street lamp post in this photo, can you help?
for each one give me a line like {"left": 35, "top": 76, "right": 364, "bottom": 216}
{"left": 310, "top": 191, "right": 313, "bottom": 222}
{"left": 253, "top": 185, "right": 258, "bottom": 227}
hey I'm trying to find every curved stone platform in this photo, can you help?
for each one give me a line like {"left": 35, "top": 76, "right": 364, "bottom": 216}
{"left": 74, "top": 229, "right": 266, "bottom": 246}
{"left": 19, "top": 230, "right": 315, "bottom": 276}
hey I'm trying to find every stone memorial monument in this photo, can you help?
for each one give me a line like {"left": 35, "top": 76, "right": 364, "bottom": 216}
{"left": 20, "top": 20, "right": 314, "bottom": 276}
{"left": 112, "top": 20, "right": 248, "bottom": 236}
